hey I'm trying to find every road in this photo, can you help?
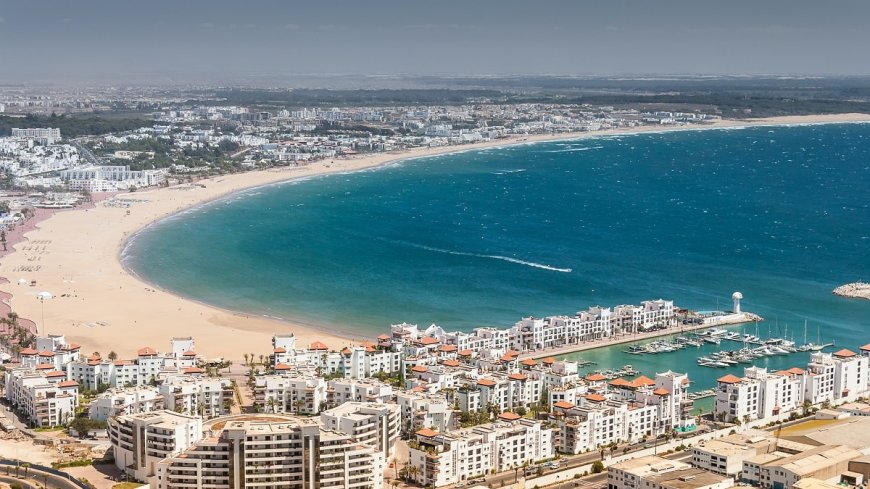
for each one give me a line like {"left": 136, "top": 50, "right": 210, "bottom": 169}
{"left": 0, "top": 465, "right": 84, "bottom": 489}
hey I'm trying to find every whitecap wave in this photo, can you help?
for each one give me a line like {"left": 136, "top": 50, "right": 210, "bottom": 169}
{"left": 398, "top": 241, "right": 572, "bottom": 273}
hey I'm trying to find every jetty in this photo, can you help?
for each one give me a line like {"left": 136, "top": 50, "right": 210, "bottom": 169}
{"left": 833, "top": 282, "right": 870, "bottom": 300}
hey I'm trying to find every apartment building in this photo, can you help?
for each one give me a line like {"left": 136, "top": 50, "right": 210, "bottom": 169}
{"left": 153, "top": 416, "right": 384, "bottom": 489}
{"left": 409, "top": 417, "right": 554, "bottom": 487}
{"left": 326, "top": 378, "right": 394, "bottom": 407}
{"left": 395, "top": 391, "right": 455, "bottom": 435}
{"left": 89, "top": 385, "right": 164, "bottom": 421}
{"left": 11, "top": 127, "right": 61, "bottom": 144}
{"left": 4, "top": 366, "right": 79, "bottom": 427}
{"left": 253, "top": 375, "right": 327, "bottom": 415}
{"left": 320, "top": 402, "right": 400, "bottom": 456}
{"left": 108, "top": 410, "right": 203, "bottom": 484}
{"left": 158, "top": 376, "right": 233, "bottom": 419}
{"left": 715, "top": 351, "right": 870, "bottom": 424}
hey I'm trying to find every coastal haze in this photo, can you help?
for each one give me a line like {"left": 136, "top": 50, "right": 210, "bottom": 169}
{"left": 1, "top": 2, "right": 870, "bottom": 488}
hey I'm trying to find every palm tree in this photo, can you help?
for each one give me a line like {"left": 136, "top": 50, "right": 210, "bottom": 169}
{"left": 22, "top": 462, "right": 30, "bottom": 479}
{"left": 406, "top": 465, "right": 420, "bottom": 483}
{"left": 243, "top": 353, "right": 249, "bottom": 366}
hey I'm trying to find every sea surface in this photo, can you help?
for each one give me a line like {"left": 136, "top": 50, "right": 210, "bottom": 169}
{"left": 124, "top": 123, "right": 870, "bottom": 394}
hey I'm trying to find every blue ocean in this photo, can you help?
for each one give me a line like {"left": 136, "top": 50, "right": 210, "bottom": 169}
{"left": 124, "top": 123, "right": 870, "bottom": 392}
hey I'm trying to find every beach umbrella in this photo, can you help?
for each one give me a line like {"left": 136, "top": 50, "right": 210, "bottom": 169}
{"left": 37, "top": 291, "right": 53, "bottom": 300}
{"left": 17, "top": 278, "right": 27, "bottom": 285}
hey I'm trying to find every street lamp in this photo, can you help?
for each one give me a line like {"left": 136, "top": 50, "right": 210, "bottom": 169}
{"left": 37, "top": 291, "right": 52, "bottom": 335}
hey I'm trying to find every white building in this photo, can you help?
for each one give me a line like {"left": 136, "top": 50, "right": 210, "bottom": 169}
{"left": 4, "top": 366, "right": 79, "bottom": 427}
{"left": 153, "top": 415, "right": 384, "bottom": 489}
{"left": 60, "top": 165, "right": 167, "bottom": 191}
{"left": 11, "top": 127, "right": 61, "bottom": 144}
{"left": 320, "top": 402, "right": 401, "bottom": 456}
{"left": 409, "top": 416, "right": 554, "bottom": 487}
{"left": 108, "top": 410, "right": 204, "bottom": 485}
{"left": 609, "top": 456, "right": 733, "bottom": 489}
{"left": 89, "top": 385, "right": 164, "bottom": 421}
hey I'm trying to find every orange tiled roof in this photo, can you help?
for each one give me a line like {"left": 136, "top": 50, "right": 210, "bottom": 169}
{"left": 520, "top": 359, "right": 537, "bottom": 366}
{"left": 273, "top": 347, "right": 286, "bottom": 353}
{"left": 438, "top": 345, "right": 458, "bottom": 352}
{"left": 585, "top": 394, "right": 606, "bottom": 402}
{"left": 652, "top": 388, "right": 670, "bottom": 396}
{"left": 38, "top": 350, "right": 55, "bottom": 357}
{"left": 275, "top": 363, "right": 291, "bottom": 370}
{"left": 507, "top": 373, "right": 528, "bottom": 381}
{"left": 833, "top": 349, "right": 856, "bottom": 358}
{"left": 631, "top": 376, "right": 656, "bottom": 387}
{"left": 787, "top": 367, "right": 805, "bottom": 375}
{"left": 553, "top": 401, "right": 575, "bottom": 409}
{"left": 137, "top": 346, "right": 157, "bottom": 356}
{"left": 477, "top": 378, "right": 497, "bottom": 387}
{"left": 19, "top": 348, "right": 37, "bottom": 355}
{"left": 609, "top": 378, "right": 633, "bottom": 387}
{"left": 860, "top": 343, "right": 870, "bottom": 351}
{"left": 419, "top": 336, "right": 439, "bottom": 345}
{"left": 58, "top": 380, "right": 78, "bottom": 388}
{"left": 585, "top": 373, "right": 606, "bottom": 381}
{"left": 458, "top": 349, "right": 473, "bottom": 356}
{"left": 309, "top": 341, "right": 329, "bottom": 350}
{"left": 377, "top": 334, "right": 391, "bottom": 340}
{"left": 542, "top": 356, "right": 556, "bottom": 364}
{"left": 46, "top": 371, "right": 66, "bottom": 378}
{"left": 441, "top": 359, "right": 461, "bottom": 367}
{"left": 183, "top": 367, "right": 203, "bottom": 374}
{"left": 416, "top": 428, "right": 438, "bottom": 437}
{"left": 717, "top": 374, "right": 741, "bottom": 384}
{"left": 499, "top": 412, "right": 521, "bottom": 421}
{"left": 410, "top": 365, "right": 429, "bottom": 373}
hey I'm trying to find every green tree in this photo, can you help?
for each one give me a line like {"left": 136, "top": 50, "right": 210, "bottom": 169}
{"left": 591, "top": 461, "right": 605, "bottom": 474}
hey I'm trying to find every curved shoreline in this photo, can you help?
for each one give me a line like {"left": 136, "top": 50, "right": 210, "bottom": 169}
{"left": 2, "top": 113, "right": 869, "bottom": 361}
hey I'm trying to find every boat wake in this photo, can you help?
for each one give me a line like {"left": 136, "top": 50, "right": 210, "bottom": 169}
{"left": 396, "top": 240, "right": 572, "bottom": 273}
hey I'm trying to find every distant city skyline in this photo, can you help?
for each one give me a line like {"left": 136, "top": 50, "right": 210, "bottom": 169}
{"left": 1, "top": 0, "right": 869, "bottom": 83}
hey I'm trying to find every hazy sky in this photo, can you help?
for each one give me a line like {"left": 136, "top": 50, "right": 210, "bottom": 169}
{"left": 2, "top": 0, "right": 869, "bottom": 83}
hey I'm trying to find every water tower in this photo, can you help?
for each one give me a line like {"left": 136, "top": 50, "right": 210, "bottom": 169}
{"left": 732, "top": 291, "right": 743, "bottom": 314}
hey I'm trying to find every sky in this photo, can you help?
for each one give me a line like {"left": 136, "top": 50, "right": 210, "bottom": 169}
{"left": 1, "top": 0, "right": 869, "bottom": 84}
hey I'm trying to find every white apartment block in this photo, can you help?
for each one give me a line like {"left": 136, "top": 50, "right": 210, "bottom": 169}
{"left": 11, "top": 127, "right": 61, "bottom": 144}
{"left": 60, "top": 165, "right": 167, "bottom": 191}
{"left": 254, "top": 375, "right": 327, "bottom": 415}
{"left": 153, "top": 416, "right": 384, "bottom": 489}
{"left": 108, "top": 410, "right": 204, "bottom": 485}
{"left": 4, "top": 366, "right": 79, "bottom": 427}
{"left": 608, "top": 456, "right": 733, "bottom": 489}
{"left": 158, "top": 376, "right": 233, "bottom": 419}
{"left": 715, "top": 349, "right": 869, "bottom": 424}
{"left": 320, "top": 402, "right": 401, "bottom": 456}
{"left": 90, "top": 385, "right": 164, "bottom": 421}
{"left": 67, "top": 344, "right": 189, "bottom": 390}
{"left": 409, "top": 417, "right": 554, "bottom": 487}
{"left": 395, "top": 391, "right": 455, "bottom": 435}
{"left": 327, "top": 378, "right": 394, "bottom": 407}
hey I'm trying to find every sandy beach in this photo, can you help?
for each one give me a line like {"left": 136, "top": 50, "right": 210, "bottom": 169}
{"left": 1, "top": 113, "right": 868, "bottom": 362}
